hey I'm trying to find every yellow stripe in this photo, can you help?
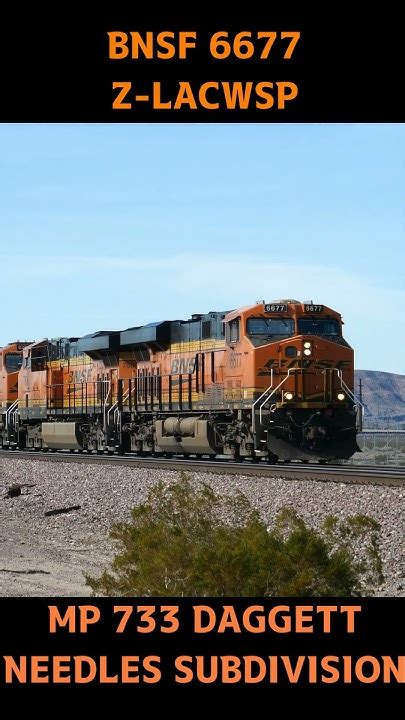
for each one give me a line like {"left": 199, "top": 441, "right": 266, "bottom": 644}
{"left": 48, "top": 343, "right": 226, "bottom": 367}
{"left": 18, "top": 386, "right": 266, "bottom": 409}
{"left": 169, "top": 339, "right": 225, "bottom": 353}
{"left": 49, "top": 356, "right": 92, "bottom": 368}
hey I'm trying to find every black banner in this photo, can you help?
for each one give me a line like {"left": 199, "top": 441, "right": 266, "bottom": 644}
{"left": 0, "top": 598, "right": 403, "bottom": 696}
{"left": 0, "top": 9, "right": 404, "bottom": 121}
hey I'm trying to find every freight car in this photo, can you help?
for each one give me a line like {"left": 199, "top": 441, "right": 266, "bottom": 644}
{"left": 0, "top": 300, "right": 362, "bottom": 462}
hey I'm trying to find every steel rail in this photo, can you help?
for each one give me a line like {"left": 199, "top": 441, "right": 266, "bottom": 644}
{"left": 0, "top": 449, "right": 404, "bottom": 486}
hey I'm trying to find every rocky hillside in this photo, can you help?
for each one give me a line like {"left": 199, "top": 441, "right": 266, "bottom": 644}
{"left": 355, "top": 370, "right": 405, "bottom": 426}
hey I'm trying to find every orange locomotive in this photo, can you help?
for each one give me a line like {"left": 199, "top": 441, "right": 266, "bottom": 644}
{"left": 0, "top": 300, "right": 361, "bottom": 462}
{"left": 0, "top": 341, "right": 31, "bottom": 447}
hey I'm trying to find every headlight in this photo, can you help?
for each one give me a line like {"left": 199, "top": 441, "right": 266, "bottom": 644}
{"left": 303, "top": 348, "right": 312, "bottom": 356}
{"left": 304, "top": 341, "right": 311, "bottom": 349}
{"left": 337, "top": 392, "right": 345, "bottom": 401}
{"left": 284, "top": 391, "right": 294, "bottom": 401}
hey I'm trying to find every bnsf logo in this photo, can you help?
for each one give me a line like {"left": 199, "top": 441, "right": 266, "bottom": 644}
{"left": 171, "top": 358, "right": 196, "bottom": 374}
{"left": 73, "top": 368, "right": 93, "bottom": 383}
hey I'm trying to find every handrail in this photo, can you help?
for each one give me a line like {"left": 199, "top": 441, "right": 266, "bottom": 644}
{"left": 251, "top": 369, "right": 273, "bottom": 435}
{"left": 113, "top": 388, "right": 130, "bottom": 426}
{"left": 5, "top": 399, "right": 18, "bottom": 427}
{"left": 105, "top": 386, "right": 131, "bottom": 442}
{"left": 5, "top": 399, "right": 19, "bottom": 442}
{"left": 103, "top": 380, "right": 111, "bottom": 434}
{"left": 252, "top": 367, "right": 303, "bottom": 436}
{"left": 329, "top": 368, "right": 365, "bottom": 429}
{"left": 258, "top": 368, "right": 299, "bottom": 425}
{"left": 252, "top": 369, "right": 274, "bottom": 412}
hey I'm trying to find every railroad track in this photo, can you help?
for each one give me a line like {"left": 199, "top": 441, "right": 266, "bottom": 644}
{"left": 0, "top": 449, "right": 404, "bottom": 486}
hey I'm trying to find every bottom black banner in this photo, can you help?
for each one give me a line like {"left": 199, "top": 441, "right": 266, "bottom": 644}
{"left": 0, "top": 598, "right": 403, "bottom": 695}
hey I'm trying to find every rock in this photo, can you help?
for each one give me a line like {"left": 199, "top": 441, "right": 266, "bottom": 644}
{"left": 44, "top": 505, "right": 81, "bottom": 517}
{"left": 5, "top": 484, "right": 22, "bottom": 498}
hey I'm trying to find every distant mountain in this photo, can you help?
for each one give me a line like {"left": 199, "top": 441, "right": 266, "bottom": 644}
{"left": 355, "top": 370, "right": 405, "bottom": 426}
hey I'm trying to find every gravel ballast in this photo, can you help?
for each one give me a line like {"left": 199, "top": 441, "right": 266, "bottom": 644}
{"left": 0, "top": 457, "right": 403, "bottom": 596}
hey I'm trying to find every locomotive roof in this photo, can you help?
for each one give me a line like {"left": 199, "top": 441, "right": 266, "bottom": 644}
{"left": 123, "top": 321, "right": 165, "bottom": 332}
{"left": 120, "top": 312, "right": 229, "bottom": 349}
{"left": 79, "top": 330, "right": 119, "bottom": 338}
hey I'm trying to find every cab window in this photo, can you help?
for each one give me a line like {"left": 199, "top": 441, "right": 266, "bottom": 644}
{"left": 226, "top": 318, "right": 240, "bottom": 344}
{"left": 247, "top": 317, "right": 294, "bottom": 337}
{"left": 30, "top": 348, "right": 47, "bottom": 372}
{"left": 5, "top": 353, "right": 23, "bottom": 372}
{"left": 297, "top": 318, "right": 340, "bottom": 336}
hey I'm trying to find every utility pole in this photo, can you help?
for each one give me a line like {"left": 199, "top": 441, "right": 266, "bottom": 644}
{"left": 358, "top": 377, "right": 363, "bottom": 432}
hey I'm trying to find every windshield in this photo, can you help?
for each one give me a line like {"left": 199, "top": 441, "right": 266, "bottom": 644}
{"left": 247, "top": 317, "right": 294, "bottom": 337}
{"left": 5, "top": 353, "right": 23, "bottom": 372}
{"left": 298, "top": 319, "right": 340, "bottom": 336}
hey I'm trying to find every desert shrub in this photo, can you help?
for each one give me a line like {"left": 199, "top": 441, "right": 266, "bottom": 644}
{"left": 86, "top": 474, "right": 383, "bottom": 596}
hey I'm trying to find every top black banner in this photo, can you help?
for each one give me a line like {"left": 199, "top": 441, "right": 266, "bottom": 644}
{"left": 0, "top": 9, "right": 404, "bottom": 121}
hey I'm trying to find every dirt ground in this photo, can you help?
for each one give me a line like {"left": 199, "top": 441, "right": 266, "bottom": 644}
{"left": 0, "top": 457, "right": 403, "bottom": 596}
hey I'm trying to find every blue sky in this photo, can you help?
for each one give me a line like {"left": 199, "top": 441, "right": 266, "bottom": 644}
{"left": 0, "top": 123, "right": 403, "bottom": 373}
